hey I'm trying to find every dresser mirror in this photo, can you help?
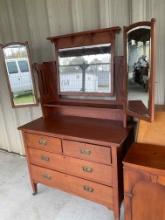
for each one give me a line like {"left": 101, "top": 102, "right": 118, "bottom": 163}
{"left": 47, "top": 27, "right": 122, "bottom": 100}
{"left": 58, "top": 43, "right": 112, "bottom": 94}
{"left": 2, "top": 42, "right": 37, "bottom": 107}
{"left": 124, "top": 19, "right": 156, "bottom": 121}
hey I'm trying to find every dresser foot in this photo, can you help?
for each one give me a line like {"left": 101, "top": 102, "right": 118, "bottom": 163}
{"left": 113, "top": 209, "right": 120, "bottom": 220}
{"left": 32, "top": 182, "right": 37, "bottom": 195}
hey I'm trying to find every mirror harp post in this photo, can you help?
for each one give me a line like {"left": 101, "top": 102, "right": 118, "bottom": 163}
{"left": 149, "top": 18, "right": 156, "bottom": 122}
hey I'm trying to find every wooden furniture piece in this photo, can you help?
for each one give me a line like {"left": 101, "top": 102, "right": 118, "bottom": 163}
{"left": 123, "top": 143, "right": 165, "bottom": 220}
{"left": 18, "top": 19, "right": 157, "bottom": 219}
{"left": 124, "top": 18, "right": 156, "bottom": 121}
{"left": 123, "top": 109, "right": 165, "bottom": 220}
{"left": 19, "top": 22, "right": 157, "bottom": 220}
{"left": 19, "top": 115, "right": 134, "bottom": 220}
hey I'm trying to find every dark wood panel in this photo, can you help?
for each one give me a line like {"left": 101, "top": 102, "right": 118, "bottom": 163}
{"left": 46, "top": 105, "right": 125, "bottom": 122}
{"left": 124, "top": 143, "right": 165, "bottom": 170}
{"left": 19, "top": 115, "right": 131, "bottom": 146}
{"left": 63, "top": 139, "right": 111, "bottom": 165}
{"left": 33, "top": 62, "right": 58, "bottom": 104}
{"left": 31, "top": 165, "right": 113, "bottom": 208}
{"left": 29, "top": 148, "right": 112, "bottom": 186}
{"left": 25, "top": 132, "right": 62, "bottom": 154}
{"left": 47, "top": 26, "right": 121, "bottom": 42}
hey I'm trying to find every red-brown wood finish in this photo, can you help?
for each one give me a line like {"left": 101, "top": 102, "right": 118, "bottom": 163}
{"left": 28, "top": 148, "right": 113, "bottom": 186}
{"left": 123, "top": 143, "right": 165, "bottom": 220}
{"left": 31, "top": 164, "right": 114, "bottom": 208}
{"left": 25, "top": 132, "right": 62, "bottom": 154}
{"left": 18, "top": 26, "right": 137, "bottom": 220}
{"left": 48, "top": 27, "right": 120, "bottom": 97}
{"left": 62, "top": 140, "right": 112, "bottom": 165}
{"left": 20, "top": 116, "right": 134, "bottom": 220}
{"left": 19, "top": 115, "right": 130, "bottom": 146}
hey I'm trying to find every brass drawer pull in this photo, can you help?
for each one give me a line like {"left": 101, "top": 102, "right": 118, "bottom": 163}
{"left": 82, "top": 166, "right": 93, "bottom": 173}
{"left": 42, "top": 173, "right": 52, "bottom": 180}
{"left": 80, "top": 148, "right": 91, "bottom": 155}
{"left": 41, "top": 155, "right": 50, "bottom": 162}
{"left": 38, "top": 138, "right": 47, "bottom": 146}
{"left": 83, "top": 185, "right": 94, "bottom": 193}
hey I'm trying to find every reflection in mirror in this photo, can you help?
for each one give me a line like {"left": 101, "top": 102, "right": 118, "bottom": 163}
{"left": 58, "top": 43, "right": 112, "bottom": 94}
{"left": 127, "top": 26, "right": 151, "bottom": 116}
{"left": 3, "top": 43, "right": 37, "bottom": 107}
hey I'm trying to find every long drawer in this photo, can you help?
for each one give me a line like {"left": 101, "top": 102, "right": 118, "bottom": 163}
{"left": 63, "top": 140, "right": 111, "bottom": 165}
{"left": 31, "top": 165, "right": 113, "bottom": 208}
{"left": 25, "top": 133, "right": 62, "bottom": 154}
{"left": 28, "top": 148, "right": 112, "bottom": 186}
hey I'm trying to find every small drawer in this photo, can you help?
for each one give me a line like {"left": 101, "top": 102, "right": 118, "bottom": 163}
{"left": 28, "top": 148, "right": 65, "bottom": 172}
{"left": 65, "top": 157, "right": 112, "bottom": 186}
{"left": 25, "top": 133, "right": 62, "bottom": 154}
{"left": 31, "top": 165, "right": 69, "bottom": 191}
{"left": 63, "top": 140, "right": 111, "bottom": 165}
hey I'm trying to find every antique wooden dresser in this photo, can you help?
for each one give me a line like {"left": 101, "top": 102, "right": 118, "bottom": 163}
{"left": 18, "top": 27, "right": 136, "bottom": 220}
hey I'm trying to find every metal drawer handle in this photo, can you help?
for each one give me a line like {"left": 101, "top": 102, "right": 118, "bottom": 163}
{"left": 82, "top": 166, "right": 93, "bottom": 173}
{"left": 38, "top": 138, "right": 47, "bottom": 146}
{"left": 80, "top": 148, "right": 91, "bottom": 156}
{"left": 42, "top": 173, "right": 52, "bottom": 180}
{"left": 83, "top": 185, "right": 94, "bottom": 193}
{"left": 41, "top": 155, "right": 50, "bottom": 162}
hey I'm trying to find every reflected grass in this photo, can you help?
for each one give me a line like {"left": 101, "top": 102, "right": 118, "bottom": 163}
{"left": 13, "top": 92, "right": 36, "bottom": 105}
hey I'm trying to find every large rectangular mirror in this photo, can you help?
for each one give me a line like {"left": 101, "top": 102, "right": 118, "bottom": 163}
{"left": 124, "top": 19, "right": 156, "bottom": 121}
{"left": 58, "top": 43, "right": 112, "bottom": 95}
{"left": 2, "top": 42, "right": 38, "bottom": 107}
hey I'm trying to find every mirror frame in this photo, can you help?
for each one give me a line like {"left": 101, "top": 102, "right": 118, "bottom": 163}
{"left": 47, "top": 27, "right": 121, "bottom": 100}
{"left": 124, "top": 18, "right": 156, "bottom": 122}
{"left": 57, "top": 43, "right": 113, "bottom": 96}
{"left": 1, "top": 41, "right": 38, "bottom": 108}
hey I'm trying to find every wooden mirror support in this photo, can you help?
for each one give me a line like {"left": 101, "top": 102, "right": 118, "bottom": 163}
{"left": 33, "top": 27, "right": 128, "bottom": 126}
{"left": 1, "top": 42, "right": 38, "bottom": 108}
{"left": 124, "top": 18, "right": 156, "bottom": 122}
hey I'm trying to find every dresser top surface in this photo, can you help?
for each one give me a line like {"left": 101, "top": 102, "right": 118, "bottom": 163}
{"left": 19, "top": 115, "right": 131, "bottom": 146}
{"left": 124, "top": 143, "right": 165, "bottom": 171}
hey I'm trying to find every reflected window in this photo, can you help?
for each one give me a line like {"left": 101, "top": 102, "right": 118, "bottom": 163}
{"left": 7, "top": 61, "right": 18, "bottom": 74}
{"left": 3, "top": 43, "right": 37, "bottom": 107}
{"left": 18, "top": 60, "right": 29, "bottom": 72}
{"left": 58, "top": 43, "right": 112, "bottom": 94}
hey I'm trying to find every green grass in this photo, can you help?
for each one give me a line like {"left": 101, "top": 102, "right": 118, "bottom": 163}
{"left": 13, "top": 93, "right": 35, "bottom": 105}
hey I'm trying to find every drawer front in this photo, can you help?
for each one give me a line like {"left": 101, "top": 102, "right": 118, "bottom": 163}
{"left": 28, "top": 148, "right": 65, "bottom": 172}
{"left": 29, "top": 148, "right": 112, "bottom": 186}
{"left": 65, "top": 157, "right": 112, "bottom": 186}
{"left": 63, "top": 140, "right": 111, "bottom": 165}
{"left": 31, "top": 165, "right": 69, "bottom": 191}
{"left": 26, "top": 133, "right": 62, "bottom": 154}
{"left": 67, "top": 174, "right": 113, "bottom": 208}
{"left": 31, "top": 165, "right": 113, "bottom": 208}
